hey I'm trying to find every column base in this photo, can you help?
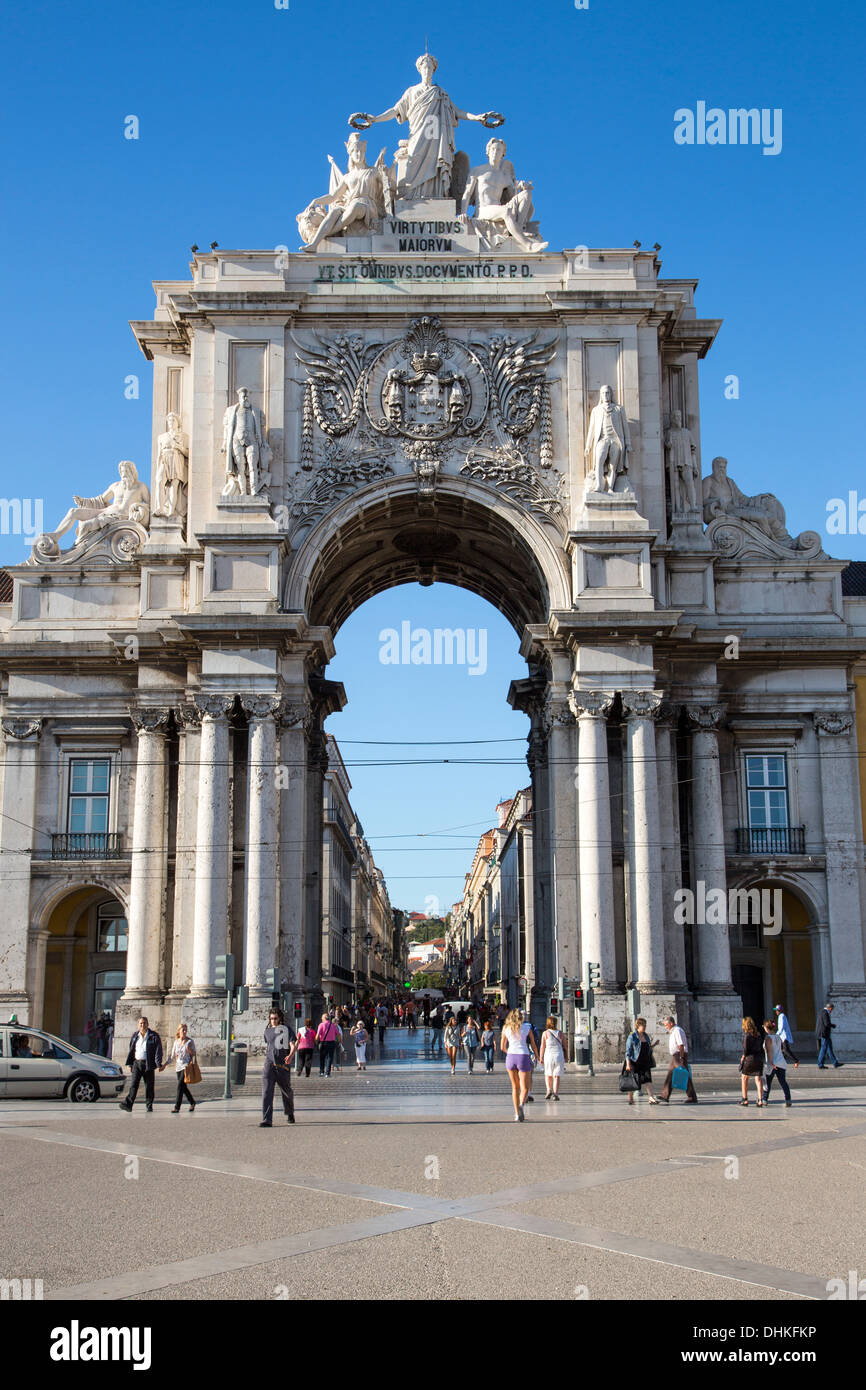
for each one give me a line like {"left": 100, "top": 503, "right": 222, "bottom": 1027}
{"left": 632, "top": 986, "right": 680, "bottom": 1039}
{"left": 826, "top": 988, "right": 866, "bottom": 1054}
{"left": 590, "top": 989, "right": 628, "bottom": 1062}
{"left": 690, "top": 989, "right": 744, "bottom": 1060}
{"left": 0, "top": 991, "right": 31, "bottom": 1025}
{"left": 114, "top": 993, "right": 170, "bottom": 1065}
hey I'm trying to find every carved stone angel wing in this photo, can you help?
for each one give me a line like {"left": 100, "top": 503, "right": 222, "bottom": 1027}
{"left": 475, "top": 331, "right": 557, "bottom": 439}
{"left": 294, "top": 332, "right": 381, "bottom": 445}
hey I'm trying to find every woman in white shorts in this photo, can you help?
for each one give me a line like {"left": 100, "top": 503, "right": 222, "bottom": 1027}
{"left": 539, "top": 1015, "right": 566, "bottom": 1100}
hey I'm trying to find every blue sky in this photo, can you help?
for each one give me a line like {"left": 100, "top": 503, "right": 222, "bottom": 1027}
{"left": 2, "top": 0, "right": 864, "bottom": 909}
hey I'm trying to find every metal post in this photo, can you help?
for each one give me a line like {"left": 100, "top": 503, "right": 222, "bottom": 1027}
{"left": 222, "top": 988, "right": 233, "bottom": 1100}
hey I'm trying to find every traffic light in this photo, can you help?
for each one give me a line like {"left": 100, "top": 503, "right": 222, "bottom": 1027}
{"left": 233, "top": 985, "right": 249, "bottom": 1014}
{"left": 294, "top": 1002, "right": 302, "bottom": 1017}
{"left": 573, "top": 986, "right": 585, "bottom": 1009}
{"left": 265, "top": 967, "right": 279, "bottom": 993}
{"left": 549, "top": 997, "right": 559, "bottom": 1015}
{"left": 215, "top": 954, "right": 235, "bottom": 993}
{"left": 587, "top": 961, "right": 601, "bottom": 989}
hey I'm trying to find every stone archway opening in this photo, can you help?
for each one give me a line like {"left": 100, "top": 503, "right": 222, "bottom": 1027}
{"left": 36, "top": 887, "right": 127, "bottom": 1049}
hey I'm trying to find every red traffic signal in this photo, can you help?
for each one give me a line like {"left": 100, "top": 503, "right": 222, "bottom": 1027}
{"left": 573, "top": 987, "right": 585, "bottom": 1008}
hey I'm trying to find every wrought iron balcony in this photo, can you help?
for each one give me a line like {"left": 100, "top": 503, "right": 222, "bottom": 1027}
{"left": 51, "top": 832, "right": 124, "bottom": 860}
{"left": 734, "top": 826, "right": 805, "bottom": 855}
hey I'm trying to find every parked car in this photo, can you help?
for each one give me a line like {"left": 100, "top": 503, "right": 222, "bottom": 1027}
{"left": 0, "top": 1023, "right": 126, "bottom": 1102}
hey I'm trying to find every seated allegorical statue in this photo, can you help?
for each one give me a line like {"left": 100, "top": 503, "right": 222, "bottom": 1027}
{"left": 298, "top": 134, "right": 391, "bottom": 252}
{"left": 702, "top": 456, "right": 793, "bottom": 544}
{"left": 461, "top": 138, "right": 548, "bottom": 252}
{"left": 39, "top": 461, "right": 150, "bottom": 550}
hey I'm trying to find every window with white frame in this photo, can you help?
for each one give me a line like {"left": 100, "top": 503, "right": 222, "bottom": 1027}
{"left": 745, "top": 754, "right": 789, "bottom": 831}
{"left": 67, "top": 758, "right": 111, "bottom": 834}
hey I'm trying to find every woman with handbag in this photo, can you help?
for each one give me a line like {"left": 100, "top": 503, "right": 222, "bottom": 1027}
{"left": 170, "top": 1023, "right": 198, "bottom": 1112}
{"left": 738, "top": 1017, "right": 765, "bottom": 1106}
{"left": 461, "top": 1013, "right": 481, "bottom": 1074}
{"left": 622, "top": 1016, "right": 659, "bottom": 1106}
{"left": 444, "top": 1016, "right": 461, "bottom": 1074}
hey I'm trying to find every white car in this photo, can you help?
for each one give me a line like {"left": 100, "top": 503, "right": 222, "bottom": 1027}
{"left": 0, "top": 1023, "right": 126, "bottom": 1102}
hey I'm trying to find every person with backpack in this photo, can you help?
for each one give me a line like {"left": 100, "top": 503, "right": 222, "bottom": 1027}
{"left": 763, "top": 1018, "right": 792, "bottom": 1106}
{"left": 295, "top": 1017, "right": 316, "bottom": 1077}
{"left": 461, "top": 1013, "right": 481, "bottom": 1073}
{"left": 351, "top": 1017, "right": 369, "bottom": 1070}
{"left": 316, "top": 1012, "right": 339, "bottom": 1076}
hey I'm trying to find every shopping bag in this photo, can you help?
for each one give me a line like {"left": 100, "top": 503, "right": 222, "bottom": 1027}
{"left": 671, "top": 1064, "right": 690, "bottom": 1091}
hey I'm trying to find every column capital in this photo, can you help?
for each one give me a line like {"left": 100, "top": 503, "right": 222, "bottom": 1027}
{"left": 544, "top": 693, "right": 576, "bottom": 728}
{"left": 622, "top": 691, "right": 664, "bottom": 722}
{"left": 1, "top": 718, "right": 42, "bottom": 743}
{"left": 526, "top": 728, "right": 548, "bottom": 772}
{"left": 176, "top": 703, "right": 203, "bottom": 731}
{"left": 241, "top": 694, "right": 284, "bottom": 722}
{"left": 129, "top": 707, "right": 171, "bottom": 735}
{"left": 569, "top": 690, "right": 615, "bottom": 721}
{"left": 685, "top": 702, "right": 725, "bottom": 730}
{"left": 813, "top": 710, "right": 854, "bottom": 737}
{"left": 194, "top": 695, "right": 235, "bottom": 722}
{"left": 278, "top": 699, "right": 311, "bottom": 731}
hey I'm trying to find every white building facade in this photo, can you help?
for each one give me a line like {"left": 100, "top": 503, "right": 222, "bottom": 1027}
{"left": 2, "top": 61, "right": 865, "bottom": 1058}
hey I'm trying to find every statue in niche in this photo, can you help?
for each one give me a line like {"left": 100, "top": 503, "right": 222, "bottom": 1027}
{"left": 584, "top": 385, "right": 632, "bottom": 495}
{"left": 702, "top": 456, "right": 793, "bottom": 544}
{"left": 461, "top": 138, "right": 548, "bottom": 252}
{"left": 298, "top": 134, "right": 391, "bottom": 252}
{"left": 665, "top": 409, "right": 699, "bottom": 512}
{"left": 348, "top": 52, "right": 503, "bottom": 201}
{"left": 40, "top": 461, "right": 150, "bottom": 547}
{"left": 221, "top": 387, "right": 271, "bottom": 497}
{"left": 156, "top": 412, "right": 189, "bottom": 519}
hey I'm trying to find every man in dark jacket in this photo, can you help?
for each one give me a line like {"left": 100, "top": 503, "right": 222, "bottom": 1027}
{"left": 119, "top": 1016, "right": 164, "bottom": 1112}
{"left": 816, "top": 1002, "right": 843, "bottom": 1069}
{"left": 261, "top": 1007, "right": 297, "bottom": 1126}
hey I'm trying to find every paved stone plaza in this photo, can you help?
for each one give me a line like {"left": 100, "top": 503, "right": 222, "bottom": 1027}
{"left": 2, "top": 1027, "right": 864, "bottom": 1302}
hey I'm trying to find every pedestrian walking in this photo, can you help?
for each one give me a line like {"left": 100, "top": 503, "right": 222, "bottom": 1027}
{"left": 430, "top": 1006, "right": 444, "bottom": 1054}
{"left": 118, "top": 1016, "right": 164, "bottom": 1113}
{"left": 423, "top": 995, "right": 432, "bottom": 1026}
{"left": 501, "top": 1008, "right": 539, "bottom": 1121}
{"left": 316, "top": 1013, "right": 340, "bottom": 1076}
{"left": 169, "top": 1023, "right": 199, "bottom": 1112}
{"left": 738, "top": 1017, "right": 765, "bottom": 1106}
{"left": 622, "top": 1016, "right": 658, "bottom": 1106}
{"left": 444, "top": 1016, "right": 461, "bottom": 1073}
{"left": 773, "top": 1003, "right": 800, "bottom": 1068}
{"left": 376, "top": 1001, "right": 389, "bottom": 1046}
{"left": 763, "top": 1019, "right": 792, "bottom": 1106}
{"left": 261, "top": 1007, "right": 297, "bottom": 1127}
{"left": 295, "top": 1017, "right": 315, "bottom": 1076}
{"left": 657, "top": 1016, "right": 698, "bottom": 1104}
{"left": 540, "top": 1016, "right": 567, "bottom": 1101}
{"left": 816, "top": 1002, "right": 843, "bottom": 1069}
{"left": 462, "top": 1014, "right": 481, "bottom": 1073}
{"left": 351, "top": 1018, "right": 369, "bottom": 1069}
{"left": 481, "top": 1020, "right": 496, "bottom": 1072}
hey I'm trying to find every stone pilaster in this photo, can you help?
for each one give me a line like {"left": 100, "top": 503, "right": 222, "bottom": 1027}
{"left": 570, "top": 691, "right": 617, "bottom": 988}
{"left": 813, "top": 711, "right": 866, "bottom": 1037}
{"left": 167, "top": 705, "right": 201, "bottom": 1000}
{"left": 123, "top": 708, "right": 171, "bottom": 1001}
{"left": 0, "top": 718, "right": 43, "bottom": 1020}
{"left": 189, "top": 696, "right": 234, "bottom": 996}
{"left": 241, "top": 695, "right": 282, "bottom": 995}
{"left": 622, "top": 692, "right": 668, "bottom": 1014}
{"left": 685, "top": 703, "right": 741, "bottom": 1054}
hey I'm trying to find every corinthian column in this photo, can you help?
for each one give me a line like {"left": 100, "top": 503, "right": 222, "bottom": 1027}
{"left": 241, "top": 695, "right": 282, "bottom": 994}
{"left": 622, "top": 692, "right": 666, "bottom": 989}
{"left": 570, "top": 691, "right": 617, "bottom": 987}
{"left": 190, "top": 696, "right": 234, "bottom": 994}
{"left": 124, "top": 708, "right": 170, "bottom": 999}
{"left": 0, "top": 718, "right": 42, "bottom": 1017}
{"left": 686, "top": 703, "right": 733, "bottom": 991}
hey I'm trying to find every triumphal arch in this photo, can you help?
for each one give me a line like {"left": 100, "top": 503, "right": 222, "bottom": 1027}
{"left": 3, "top": 54, "right": 865, "bottom": 1060}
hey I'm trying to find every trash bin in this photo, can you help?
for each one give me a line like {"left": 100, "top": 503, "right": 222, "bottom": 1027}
{"left": 576, "top": 1041, "right": 590, "bottom": 1067}
{"left": 230, "top": 1044, "right": 248, "bottom": 1086}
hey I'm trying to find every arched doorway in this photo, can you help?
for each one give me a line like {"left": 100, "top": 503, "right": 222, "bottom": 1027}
{"left": 729, "top": 881, "right": 818, "bottom": 1047}
{"left": 34, "top": 887, "right": 128, "bottom": 1049}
